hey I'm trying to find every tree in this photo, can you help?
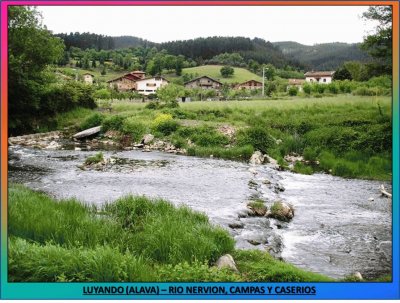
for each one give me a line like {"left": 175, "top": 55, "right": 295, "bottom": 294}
{"left": 263, "top": 63, "right": 276, "bottom": 80}
{"left": 220, "top": 66, "right": 234, "bottom": 78}
{"left": 156, "top": 84, "right": 184, "bottom": 107}
{"left": 333, "top": 66, "right": 352, "bottom": 80}
{"left": 343, "top": 61, "right": 369, "bottom": 81}
{"left": 361, "top": 6, "right": 392, "bottom": 74}
{"left": 8, "top": 6, "right": 64, "bottom": 134}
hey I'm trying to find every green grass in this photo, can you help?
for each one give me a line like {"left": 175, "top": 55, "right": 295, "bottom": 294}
{"left": 84, "top": 152, "right": 104, "bottom": 165}
{"left": 181, "top": 65, "right": 262, "bottom": 84}
{"left": 9, "top": 184, "right": 337, "bottom": 282}
{"left": 53, "top": 95, "right": 391, "bottom": 180}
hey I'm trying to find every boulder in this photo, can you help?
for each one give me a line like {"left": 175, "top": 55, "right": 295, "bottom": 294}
{"left": 247, "top": 239, "right": 261, "bottom": 246}
{"left": 73, "top": 126, "right": 101, "bottom": 139}
{"left": 264, "top": 155, "right": 279, "bottom": 169}
{"left": 351, "top": 272, "right": 363, "bottom": 281}
{"left": 268, "top": 201, "right": 294, "bottom": 222}
{"left": 215, "top": 254, "right": 239, "bottom": 273}
{"left": 228, "top": 221, "right": 244, "bottom": 229}
{"left": 141, "top": 134, "right": 155, "bottom": 145}
{"left": 249, "top": 151, "right": 265, "bottom": 165}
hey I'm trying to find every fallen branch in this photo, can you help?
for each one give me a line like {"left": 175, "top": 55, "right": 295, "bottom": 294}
{"left": 380, "top": 185, "right": 392, "bottom": 198}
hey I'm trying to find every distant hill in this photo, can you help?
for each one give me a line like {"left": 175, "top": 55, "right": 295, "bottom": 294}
{"left": 273, "top": 41, "right": 370, "bottom": 70}
{"left": 113, "top": 36, "right": 155, "bottom": 49}
{"left": 180, "top": 65, "right": 262, "bottom": 84}
{"left": 158, "top": 37, "right": 300, "bottom": 69}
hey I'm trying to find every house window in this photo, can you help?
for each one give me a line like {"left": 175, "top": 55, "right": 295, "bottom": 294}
{"left": 323, "top": 79, "right": 326, "bottom": 82}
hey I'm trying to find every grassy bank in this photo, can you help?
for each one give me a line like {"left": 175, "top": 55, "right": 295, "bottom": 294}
{"left": 56, "top": 95, "right": 391, "bottom": 181}
{"left": 9, "top": 184, "right": 332, "bottom": 282}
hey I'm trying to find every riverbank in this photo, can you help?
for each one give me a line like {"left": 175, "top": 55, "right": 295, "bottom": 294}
{"left": 9, "top": 184, "right": 333, "bottom": 282}
{"left": 45, "top": 95, "right": 391, "bottom": 181}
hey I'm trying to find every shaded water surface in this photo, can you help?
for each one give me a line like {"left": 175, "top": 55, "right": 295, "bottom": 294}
{"left": 8, "top": 146, "right": 392, "bottom": 279}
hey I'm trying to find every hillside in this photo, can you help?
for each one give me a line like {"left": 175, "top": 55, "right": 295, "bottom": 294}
{"left": 273, "top": 41, "right": 370, "bottom": 70}
{"left": 182, "top": 65, "right": 262, "bottom": 84}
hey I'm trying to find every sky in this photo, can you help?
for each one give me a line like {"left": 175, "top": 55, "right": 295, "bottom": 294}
{"left": 38, "top": 6, "right": 379, "bottom": 45}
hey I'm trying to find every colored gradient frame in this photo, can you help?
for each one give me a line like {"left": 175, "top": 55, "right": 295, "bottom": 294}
{"left": 0, "top": 0, "right": 399, "bottom": 300}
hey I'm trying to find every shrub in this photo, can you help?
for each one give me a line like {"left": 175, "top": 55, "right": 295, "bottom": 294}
{"left": 152, "top": 113, "right": 179, "bottom": 135}
{"left": 288, "top": 86, "right": 298, "bottom": 96}
{"left": 80, "top": 113, "right": 104, "bottom": 130}
{"left": 145, "top": 101, "right": 160, "bottom": 110}
{"left": 237, "top": 126, "right": 275, "bottom": 154}
{"left": 122, "top": 118, "right": 147, "bottom": 142}
{"left": 302, "top": 83, "right": 312, "bottom": 95}
{"left": 327, "top": 83, "right": 338, "bottom": 94}
{"left": 102, "top": 115, "right": 124, "bottom": 132}
{"left": 93, "top": 88, "right": 112, "bottom": 100}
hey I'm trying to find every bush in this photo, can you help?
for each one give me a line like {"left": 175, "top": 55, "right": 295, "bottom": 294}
{"left": 101, "top": 115, "right": 124, "bottom": 132}
{"left": 302, "top": 83, "right": 312, "bottom": 95}
{"left": 80, "top": 113, "right": 104, "bottom": 130}
{"left": 122, "top": 118, "right": 147, "bottom": 142}
{"left": 152, "top": 114, "right": 179, "bottom": 135}
{"left": 288, "top": 86, "right": 298, "bottom": 96}
{"left": 327, "top": 83, "right": 338, "bottom": 94}
{"left": 93, "top": 88, "right": 112, "bottom": 100}
{"left": 237, "top": 126, "right": 275, "bottom": 154}
{"left": 145, "top": 101, "right": 160, "bottom": 110}
{"left": 293, "top": 162, "right": 313, "bottom": 175}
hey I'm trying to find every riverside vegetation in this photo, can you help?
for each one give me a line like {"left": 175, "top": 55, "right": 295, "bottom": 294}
{"left": 9, "top": 184, "right": 333, "bottom": 282}
{"left": 56, "top": 95, "right": 391, "bottom": 181}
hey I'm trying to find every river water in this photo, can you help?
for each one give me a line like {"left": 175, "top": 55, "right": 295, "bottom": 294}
{"left": 8, "top": 145, "right": 392, "bottom": 280}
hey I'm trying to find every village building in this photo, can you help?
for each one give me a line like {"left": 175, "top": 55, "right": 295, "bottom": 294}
{"left": 136, "top": 76, "right": 169, "bottom": 95}
{"left": 82, "top": 73, "right": 95, "bottom": 84}
{"left": 106, "top": 70, "right": 146, "bottom": 91}
{"left": 184, "top": 76, "right": 223, "bottom": 90}
{"left": 235, "top": 80, "right": 263, "bottom": 90}
{"left": 287, "top": 78, "right": 305, "bottom": 92}
{"left": 304, "top": 71, "right": 335, "bottom": 84}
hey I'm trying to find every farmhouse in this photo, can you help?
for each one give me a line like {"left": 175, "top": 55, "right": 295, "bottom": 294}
{"left": 287, "top": 78, "right": 305, "bottom": 92}
{"left": 235, "top": 80, "right": 263, "bottom": 90}
{"left": 83, "top": 73, "right": 95, "bottom": 84}
{"left": 136, "top": 76, "right": 169, "bottom": 95}
{"left": 304, "top": 71, "right": 335, "bottom": 84}
{"left": 107, "top": 70, "right": 146, "bottom": 91}
{"left": 184, "top": 76, "right": 222, "bottom": 90}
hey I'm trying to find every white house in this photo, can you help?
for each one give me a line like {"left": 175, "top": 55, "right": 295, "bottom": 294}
{"left": 304, "top": 71, "right": 335, "bottom": 84}
{"left": 82, "top": 73, "right": 95, "bottom": 84}
{"left": 136, "top": 77, "right": 169, "bottom": 95}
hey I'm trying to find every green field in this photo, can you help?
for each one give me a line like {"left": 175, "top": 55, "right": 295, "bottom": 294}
{"left": 182, "top": 65, "right": 262, "bottom": 84}
{"left": 56, "top": 65, "right": 128, "bottom": 83}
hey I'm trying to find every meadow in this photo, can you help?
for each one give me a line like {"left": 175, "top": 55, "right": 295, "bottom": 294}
{"left": 57, "top": 95, "right": 392, "bottom": 181}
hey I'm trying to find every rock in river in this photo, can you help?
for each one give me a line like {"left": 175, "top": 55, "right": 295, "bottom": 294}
{"left": 73, "top": 126, "right": 101, "bottom": 139}
{"left": 268, "top": 201, "right": 294, "bottom": 222}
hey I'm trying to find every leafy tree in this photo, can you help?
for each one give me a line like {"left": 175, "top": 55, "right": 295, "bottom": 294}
{"left": 333, "top": 66, "right": 352, "bottom": 80}
{"left": 343, "top": 61, "right": 369, "bottom": 81}
{"left": 263, "top": 64, "right": 276, "bottom": 80}
{"left": 361, "top": 6, "right": 392, "bottom": 74}
{"left": 220, "top": 66, "right": 234, "bottom": 78}
{"left": 8, "top": 6, "right": 64, "bottom": 134}
{"left": 156, "top": 84, "right": 184, "bottom": 107}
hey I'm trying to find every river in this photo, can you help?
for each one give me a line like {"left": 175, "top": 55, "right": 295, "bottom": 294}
{"left": 8, "top": 145, "right": 392, "bottom": 280}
